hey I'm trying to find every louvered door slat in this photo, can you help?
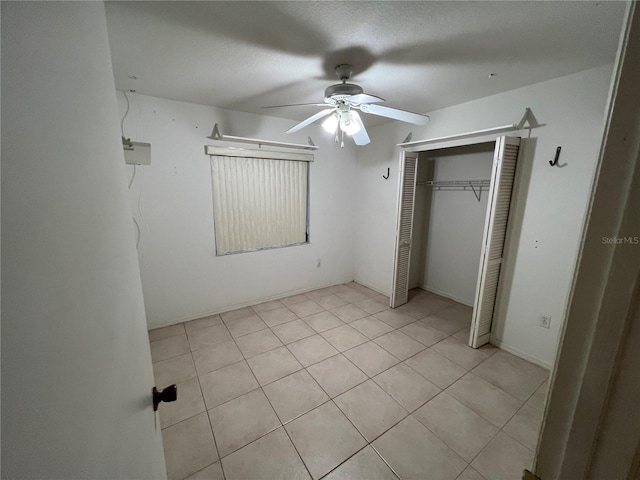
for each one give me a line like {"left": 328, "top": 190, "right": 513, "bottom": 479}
{"left": 390, "top": 152, "right": 418, "bottom": 308}
{"left": 470, "top": 136, "right": 520, "bottom": 348}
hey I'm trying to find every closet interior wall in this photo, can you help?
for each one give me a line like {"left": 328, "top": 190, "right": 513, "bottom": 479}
{"left": 410, "top": 143, "right": 495, "bottom": 306}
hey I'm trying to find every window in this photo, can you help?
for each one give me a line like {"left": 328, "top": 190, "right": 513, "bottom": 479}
{"left": 208, "top": 147, "right": 311, "bottom": 255}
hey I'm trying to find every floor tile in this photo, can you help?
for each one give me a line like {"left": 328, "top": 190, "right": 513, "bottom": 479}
{"left": 336, "top": 290, "right": 369, "bottom": 304}
{"left": 281, "top": 293, "right": 310, "bottom": 306}
{"left": 395, "top": 300, "right": 443, "bottom": 319}
{"left": 324, "top": 445, "right": 397, "bottom": 480}
{"left": 288, "top": 299, "right": 325, "bottom": 318}
{"left": 184, "top": 315, "right": 222, "bottom": 334}
{"left": 263, "top": 370, "right": 329, "bottom": 423}
{"left": 472, "top": 350, "right": 548, "bottom": 401}
{"left": 287, "top": 335, "right": 339, "bottom": 367}
{"left": 225, "top": 315, "right": 267, "bottom": 338}
{"left": 453, "top": 327, "right": 471, "bottom": 342}
{"left": 354, "top": 298, "right": 389, "bottom": 315}
{"left": 373, "top": 293, "right": 390, "bottom": 304}
{"left": 405, "top": 349, "right": 467, "bottom": 388}
{"left": 334, "top": 380, "right": 407, "bottom": 441}
{"left": 192, "top": 340, "right": 243, "bottom": 376}
{"left": 304, "top": 287, "right": 333, "bottom": 300}
{"left": 235, "top": 328, "right": 282, "bottom": 358}
{"left": 159, "top": 377, "right": 206, "bottom": 429}
{"left": 185, "top": 462, "right": 224, "bottom": 480}
{"left": 222, "top": 427, "right": 310, "bottom": 480}
{"left": 321, "top": 324, "right": 369, "bottom": 352}
{"left": 432, "top": 337, "right": 496, "bottom": 370}
{"left": 151, "top": 334, "right": 190, "bottom": 363}
{"left": 456, "top": 466, "right": 486, "bottom": 480}
{"left": 285, "top": 402, "right": 367, "bottom": 480}
{"left": 422, "top": 305, "right": 472, "bottom": 334}
{"left": 503, "top": 404, "right": 543, "bottom": 450}
{"left": 149, "top": 323, "right": 186, "bottom": 342}
{"left": 251, "top": 299, "right": 284, "bottom": 314}
{"left": 220, "top": 306, "right": 256, "bottom": 322}
{"left": 209, "top": 389, "right": 280, "bottom": 458}
{"left": 303, "top": 311, "right": 345, "bottom": 333}
{"left": 313, "top": 293, "right": 349, "bottom": 310}
{"left": 372, "top": 416, "right": 467, "bottom": 480}
{"left": 374, "top": 330, "right": 426, "bottom": 360}
{"left": 446, "top": 373, "right": 522, "bottom": 427}
{"left": 350, "top": 316, "right": 395, "bottom": 339}
{"left": 343, "top": 341, "right": 399, "bottom": 377}
{"left": 187, "top": 325, "right": 232, "bottom": 352}
{"left": 258, "top": 306, "right": 298, "bottom": 327}
{"left": 328, "top": 283, "right": 354, "bottom": 295}
{"left": 199, "top": 361, "right": 259, "bottom": 409}
{"left": 331, "top": 304, "right": 369, "bottom": 323}
{"left": 272, "top": 320, "right": 315, "bottom": 344}
{"left": 527, "top": 380, "right": 548, "bottom": 412}
{"left": 162, "top": 412, "right": 218, "bottom": 480}
{"left": 246, "top": 346, "right": 303, "bottom": 386}
{"left": 471, "top": 432, "right": 533, "bottom": 480}
{"left": 400, "top": 321, "right": 449, "bottom": 347}
{"left": 413, "top": 392, "right": 499, "bottom": 462}
{"left": 348, "top": 283, "right": 379, "bottom": 297}
{"left": 373, "top": 309, "right": 416, "bottom": 329}
{"left": 373, "top": 363, "right": 440, "bottom": 412}
{"left": 307, "top": 354, "right": 367, "bottom": 398}
{"left": 154, "top": 352, "right": 196, "bottom": 386}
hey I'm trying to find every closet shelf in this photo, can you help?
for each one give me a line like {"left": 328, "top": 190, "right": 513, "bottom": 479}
{"left": 397, "top": 107, "right": 535, "bottom": 149}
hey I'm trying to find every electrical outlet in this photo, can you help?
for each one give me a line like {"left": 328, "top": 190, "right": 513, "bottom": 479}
{"left": 539, "top": 315, "right": 551, "bottom": 329}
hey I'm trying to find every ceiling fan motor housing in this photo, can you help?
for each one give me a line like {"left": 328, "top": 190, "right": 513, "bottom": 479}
{"left": 324, "top": 83, "right": 364, "bottom": 101}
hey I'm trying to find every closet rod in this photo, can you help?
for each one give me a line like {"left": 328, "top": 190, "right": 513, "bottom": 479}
{"left": 417, "top": 179, "right": 490, "bottom": 202}
{"left": 207, "top": 124, "right": 319, "bottom": 151}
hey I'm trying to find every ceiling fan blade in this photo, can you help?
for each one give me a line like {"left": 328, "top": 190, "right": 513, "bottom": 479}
{"left": 262, "top": 102, "right": 327, "bottom": 109}
{"left": 359, "top": 103, "right": 429, "bottom": 125}
{"left": 351, "top": 114, "right": 371, "bottom": 146}
{"left": 285, "top": 108, "right": 335, "bottom": 134}
{"left": 344, "top": 93, "right": 385, "bottom": 105}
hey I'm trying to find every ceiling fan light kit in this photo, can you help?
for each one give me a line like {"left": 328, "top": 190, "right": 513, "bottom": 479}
{"left": 270, "top": 64, "right": 430, "bottom": 147}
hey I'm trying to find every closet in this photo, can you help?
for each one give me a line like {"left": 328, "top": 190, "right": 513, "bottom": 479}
{"left": 391, "top": 136, "right": 521, "bottom": 348}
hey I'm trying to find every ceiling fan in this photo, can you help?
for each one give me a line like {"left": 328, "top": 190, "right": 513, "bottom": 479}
{"left": 264, "top": 64, "right": 429, "bottom": 146}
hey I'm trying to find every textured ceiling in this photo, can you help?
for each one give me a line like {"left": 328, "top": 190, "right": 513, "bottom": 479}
{"left": 104, "top": 1, "right": 625, "bottom": 127}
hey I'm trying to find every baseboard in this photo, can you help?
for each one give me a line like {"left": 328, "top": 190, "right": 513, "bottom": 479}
{"left": 352, "top": 278, "right": 389, "bottom": 298}
{"left": 422, "top": 286, "right": 474, "bottom": 308}
{"left": 490, "top": 338, "right": 553, "bottom": 370}
{"left": 147, "top": 277, "right": 355, "bottom": 330}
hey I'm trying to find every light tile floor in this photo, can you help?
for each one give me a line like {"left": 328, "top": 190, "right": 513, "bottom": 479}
{"left": 149, "top": 284, "right": 549, "bottom": 480}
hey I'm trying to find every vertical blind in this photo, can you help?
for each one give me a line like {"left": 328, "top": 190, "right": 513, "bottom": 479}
{"left": 210, "top": 155, "right": 308, "bottom": 255}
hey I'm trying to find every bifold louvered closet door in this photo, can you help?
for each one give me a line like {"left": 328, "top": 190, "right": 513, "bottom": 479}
{"left": 470, "top": 136, "right": 521, "bottom": 347}
{"left": 390, "top": 151, "right": 418, "bottom": 308}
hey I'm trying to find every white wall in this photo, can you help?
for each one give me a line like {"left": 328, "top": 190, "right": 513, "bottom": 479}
{"left": 118, "top": 93, "right": 357, "bottom": 328}
{"left": 353, "top": 64, "right": 614, "bottom": 367}
{"left": 420, "top": 147, "right": 494, "bottom": 305}
{"left": 2, "top": 2, "right": 166, "bottom": 478}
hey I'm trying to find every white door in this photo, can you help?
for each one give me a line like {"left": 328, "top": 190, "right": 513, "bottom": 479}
{"left": 391, "top": 151, "right": 419, "bottom": 308}
{"left": 2, "top": 3, "right": 167, "bottom": 478}
{"left": 469, "top": 136, "right": 521, "bottom": 347}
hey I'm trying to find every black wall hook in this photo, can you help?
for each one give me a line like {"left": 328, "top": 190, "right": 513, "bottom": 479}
{"left": 549, "top": 146, "right": 562, "bottom": 166}
{"left": 383, "top": 168, "right": 390, "bottom": 180}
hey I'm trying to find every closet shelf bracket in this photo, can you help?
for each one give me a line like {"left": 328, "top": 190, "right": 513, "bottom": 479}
{"left": 417, "top": 179, "right": 490, "bottom": 202}
{"left": 207, "top": 123, "right": 319, "bottom": 151}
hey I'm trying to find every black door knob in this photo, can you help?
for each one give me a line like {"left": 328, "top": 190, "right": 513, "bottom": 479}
{"left": 153, "top": 384, "right": 178, "bottom": 411}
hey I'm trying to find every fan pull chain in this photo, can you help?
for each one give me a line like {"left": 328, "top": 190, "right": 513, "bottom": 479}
{"left": 340, "top": 130, "right": 345, "bottom": 149}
